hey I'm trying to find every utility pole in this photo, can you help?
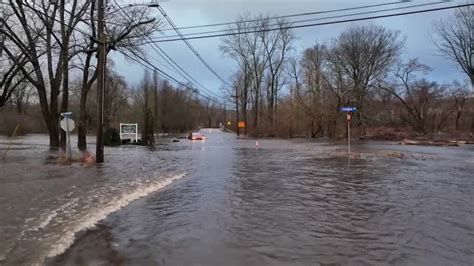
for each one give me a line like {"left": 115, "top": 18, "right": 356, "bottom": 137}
{"left": 347, "top": 112, "right": 351, "bottom": 154}
{"left": 235, "top": 85, "right": 240, "bottom": 136}
{"left": 0, "top": 0, "right": 5, "bottom": 57}
{"left": 223, "top": 101, "right": 227, "bottom": 129}
{"left": 96, "top": 0, "right": 106, "bottom": 163}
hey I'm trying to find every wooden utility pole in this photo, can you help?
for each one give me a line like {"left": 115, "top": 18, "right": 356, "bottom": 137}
{"left": 235, "top": 86, "right": 240, "bottom": 136}
{"left": 223, "top": 101, "right": 227, "bottom": 129}
{"left": 0, "top": 0, "right": 5, "bottom": 57}
{"left": 96, "top": 0, "right": 106, "bottom": 163}
{"left": 153, "top": 70, "right": 159, "bottom": 132}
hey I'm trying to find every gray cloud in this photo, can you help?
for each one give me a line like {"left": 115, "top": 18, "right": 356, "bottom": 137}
{"left": 112, "top": 0, "right": 468, "bottom": 96}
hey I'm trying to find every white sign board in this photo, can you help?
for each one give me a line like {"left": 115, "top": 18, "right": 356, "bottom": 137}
{"left": 60, "top": 118, "right": 75, "bottom": 132}
{"left": 120, "top": 123, "right": 138, "bottom": 142}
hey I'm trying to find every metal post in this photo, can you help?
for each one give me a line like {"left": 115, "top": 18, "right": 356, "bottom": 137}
{"left": 347, "top": 112, "right": 351, "bottom": 155}
{"left": 66, "top": 118, "right": 71, "bottom": 161}
{"left": 135, "top": 124, "right": 138, "bottom": 143}
{"left": 95, "top": 0, "right": 106, "bottom": 163}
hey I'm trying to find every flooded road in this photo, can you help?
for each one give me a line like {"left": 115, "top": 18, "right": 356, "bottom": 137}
{"left": 1, "top": 130, "right": 473, "bottom": 265}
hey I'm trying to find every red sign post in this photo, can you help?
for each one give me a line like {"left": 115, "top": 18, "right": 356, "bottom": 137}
{"left": 340, "top": 107, "right": 357, "bottom": 156}
{"left": 347, "top": 112, "right": 352, "bottom": 155}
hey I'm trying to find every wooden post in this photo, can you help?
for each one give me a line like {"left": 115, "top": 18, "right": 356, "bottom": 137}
{"left": 95, "top": 0, "right": 106, "bottom": 163}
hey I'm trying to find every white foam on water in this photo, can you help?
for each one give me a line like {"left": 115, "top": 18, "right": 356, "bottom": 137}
{"left": 27, "top": 198, "right": 79, "bottom": 233}
{"left": 44, "top": 173, "right": 186, "bottom": 260}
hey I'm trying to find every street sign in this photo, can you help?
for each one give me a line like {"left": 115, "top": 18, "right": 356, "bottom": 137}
{"left": 60, "top": 113, "right": 74, "bottom": 161}
{"left": 61, "top": 112, "right": 73, "bottom": 118}
{"left": 60, "top": 118, "right": 75, "bottom": 132}
{"left": 238, "top": 121, "right": 246, "bottom": 128}
{"left": 347, "top": 113, "right": 352, "bottom": 122}
{"left": 338, "top": 108, "right": 356, "bottom": 156}
{"left": 120, "top": 123, "right": 138, "bottom": 142}
{"left": 340, "top": 107, "right": 357, "bottom": 112}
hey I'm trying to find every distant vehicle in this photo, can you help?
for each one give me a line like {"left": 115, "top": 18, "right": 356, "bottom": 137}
{"left": 188, "top": 132, "right": 205, "bottom": 141}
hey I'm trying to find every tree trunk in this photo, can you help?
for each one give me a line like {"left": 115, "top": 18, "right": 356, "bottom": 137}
{"left": 455, "top": 111, "right": 462, "bottom": 131}
{"left": 471, "top": 111, "right": 474, "bottom": 135}
{"left": 49, "top": 94, "right": 60, "bottom": 148}
{"left": 60, "top": 59, "right": 69, "bottom": 149}
{"left": 77, "top": 90, "right": 88, "bottom": 151}
{"left": 253, "top": 91, "right": 259, "bottom": 129}
{"left": 47, "top": 115, "right": 60, "bottom": 148}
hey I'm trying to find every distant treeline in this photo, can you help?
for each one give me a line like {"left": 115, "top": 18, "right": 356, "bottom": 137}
{"left": 220, "top": 7, "right": 473, "bottom": 139}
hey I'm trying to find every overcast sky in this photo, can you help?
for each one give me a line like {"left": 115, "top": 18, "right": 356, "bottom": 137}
{"left": 111, "top": 0, "right": 470, "bottom": 98}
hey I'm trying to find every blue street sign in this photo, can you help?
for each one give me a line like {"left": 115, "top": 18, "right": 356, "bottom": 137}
{"left": 340, "top": 107, "right": 357, "bottom": 112}
{"left": 61, "top": 112, "right": 73, "bottom": 118}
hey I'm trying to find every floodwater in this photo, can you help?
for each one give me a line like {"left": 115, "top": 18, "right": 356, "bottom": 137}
{"left": 0, "top": 130, "right": 473, "bottom": 265}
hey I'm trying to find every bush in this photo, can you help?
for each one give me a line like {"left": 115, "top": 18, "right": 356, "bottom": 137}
{"left": 0, "top": 111, "right": 28, "bottom": 136}
{"left": 103, "top": 127, "right": 121, "bottom": 146}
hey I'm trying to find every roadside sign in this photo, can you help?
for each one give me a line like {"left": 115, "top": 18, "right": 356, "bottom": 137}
{"left": 120, "top": 123, "right": 138, "bottom": 142}
{"left": 61, "top": 112, "right": 73, "bottom": 118}
{"left": 60, "top": 113, "right": 74, "bottom": 161}
{"left": 60, "top": 118, "right": 75, "bottom": 132}
{"left": 347, "top": 113, "right": 352, "bottom": 122}
{"left": 340, "top": 107, "right": 357, "bottom": 112}
{"left": 238, "top": 121, "right": 246, "bottom": 128}
{"left": 338, "top": 108, "right": 356, "bottom": 156}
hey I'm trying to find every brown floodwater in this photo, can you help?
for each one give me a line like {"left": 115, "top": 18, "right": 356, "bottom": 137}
{"left": 0, "top": 130, "right": 473, "bottom": 265}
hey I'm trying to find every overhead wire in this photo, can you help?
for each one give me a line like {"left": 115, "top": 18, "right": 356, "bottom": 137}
{"left": 159, "top": 0, "right": 410, "bottom": 31}
{"left": 152, "top": 1, "right": 229, "bottom": 85}
{"left": 112, "top": 1, "right": 225, "bottom": 102}
{"left": 147, "top": 3, "right": 473, "bottom": 43}
{"left": 3, "top": 0, "right": 225, "bottom": 103}
{"left": 153, "top": 0, "right": 449, "bottom": 40}
{"left": 122, "top": 51, "right": 224, "bottom": 104}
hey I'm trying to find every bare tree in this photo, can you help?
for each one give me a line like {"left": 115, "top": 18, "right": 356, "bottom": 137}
{"left": 260, "top": 18, "right": 294, "bottom": 126}
{"left": 140, "top": 70, "right": 154, "bottom": 145}
{"left": 0, "top": 0, "right": 91, "bottom": 146}
{"left": 0, "top": 57, "right": 30, "bottom": 107}
{"left": 433, "top": 4, "right": 474, "bottom": 88}
{"left": 221, "top": 14, "right": 268, "bottom": 130}
{"left": 74, "top": 2, "right": 161, "bottom": 150}
{"left": 11, "top": 79, "right": 34, "bottom": 114}
{"left": 294, "top": 45, "right": 326, "bottom": 138}
{"left": 451, "top": 81, "right": 470, "bottom": 131}
{"left": 325, "top": 24, "right": 404, "bottom": 137}
{"left": 380, "top": 59, "right": 446, "bottom": 134}
{"left": 287, "top": 57, "right": 302, "bottom": 138}
{"left": 104, "top": 68, "right": 129, "bottom": 129}
{"left": 153, "top": 70, "right": 159, "bottom": 132}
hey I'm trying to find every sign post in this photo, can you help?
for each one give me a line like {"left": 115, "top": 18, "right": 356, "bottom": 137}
{"left": 60, "top": 112, "right": 75, "bottom": 161}
{"left": 340, "top": 107, "right": 357, "bottom": 155}
{"left": 120, "top": 123, "right": 138, "bottom": 143}
{"left": 238, "top": 121, "right": 246, "bottom": 135}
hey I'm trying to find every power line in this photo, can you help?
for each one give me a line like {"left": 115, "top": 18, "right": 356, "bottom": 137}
{"left": 3, "top": 0, "right": 225, "bottom": 103}
{"left": 147, "top": 3, "right": 473, "bottom": 43}
{"left": 112, "top": 1, "right": 225, "bottom": 101}
{"left": 153, "top": 2, "right": 229, "bottom": 85}
{"left": 154, "top": 1, "right": 448, "bottom": 41}
{"left": 159, "top": 0, "right": 409, "bottom": 32}
{"left": 122, "top": 51, "right": 224, "bottom": 105}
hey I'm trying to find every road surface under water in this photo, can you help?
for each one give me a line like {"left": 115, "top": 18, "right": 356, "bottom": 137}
{"left": 0, "top": 129, "right": 473, "bottom": 265}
